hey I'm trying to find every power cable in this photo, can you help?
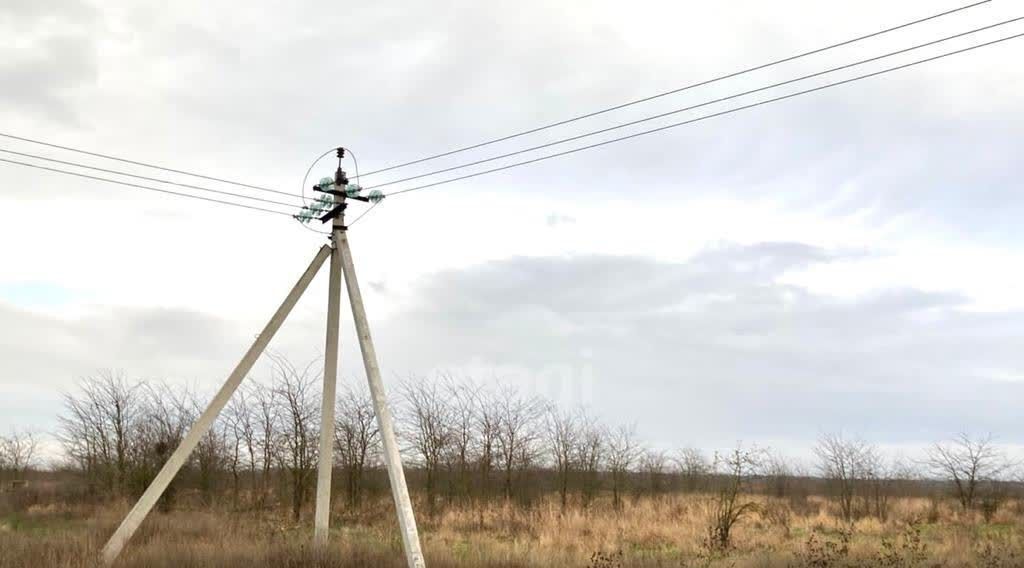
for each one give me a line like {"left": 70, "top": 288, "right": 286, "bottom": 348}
{"left": 0, "top": 131, "right": 300, "bottom": 198}
{"left": 359, "top": 0, "right": 991, "bottom": 177}
{"left": 347, "top": 201, "right": 380, "bottom": 227}
{"left": 0, "top": 157, "right": 294, "bottom": 217}
{"left": 0, "top": 147, "right": 301, "bottom": 209}
{"left": 385, "top": 31, "right": 1024, "bottom": 198}
{"left": 365, "top": 16, "right": 1023, "bottom": 191}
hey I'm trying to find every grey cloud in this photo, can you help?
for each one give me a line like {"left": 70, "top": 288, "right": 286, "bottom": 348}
{"left": 4, "top": 242, "right": 1023, "bottom": 454}
{"left": 372, "top": 242, "right": 1024, "bottom": 449}
{"left": 411, "top": 242, "right": 834, "bottom": 318}
{"left": 0, "top": 303, "right": 243, "bottom": 428}
{"left": 77, "top": 306, "right": 239, "bottom": 364}
{"left": 0, "top": 2, "right": 100, "bottom": 125}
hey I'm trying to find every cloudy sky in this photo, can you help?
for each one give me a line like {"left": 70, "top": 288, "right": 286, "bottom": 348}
{"left": 2, "top": 0, "right": 1023, "bottom": 460}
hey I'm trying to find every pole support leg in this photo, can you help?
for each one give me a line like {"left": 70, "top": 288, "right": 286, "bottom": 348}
{"left": 100, "top": 245, "right": 332, "bottom": 566}
{"left": 337, "top": 231, "right": 426, "bottom": 568}
{"left": 314, "top": 229, "right": 343, "bottom": 545}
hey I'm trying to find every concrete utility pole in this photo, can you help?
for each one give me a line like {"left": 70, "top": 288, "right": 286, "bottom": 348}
{"left": 100, "top": 147, "right": 424, "bottom": 568}
{"left": 100, "top": 245, "right": 332, "bottom": 566}
{"left": 309, "top": 151, "right": 424, "bottom": 566}
{"left": 313, "top": 160, "right": 345, "bottom": 545}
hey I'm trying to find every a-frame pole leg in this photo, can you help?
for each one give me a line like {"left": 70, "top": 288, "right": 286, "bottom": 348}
{"left": 336, "top": 230, "right": 426, "bottom": 568}
{"left": 314, "top": 226, "right": 343, "bottom": 544}
{"left": 101, "top": 245, "right": 333, "bottom": 566}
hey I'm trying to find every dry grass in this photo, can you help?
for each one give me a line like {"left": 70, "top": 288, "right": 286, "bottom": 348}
{"left": 2, "top": 494, "right": 1023, "bottom": 567}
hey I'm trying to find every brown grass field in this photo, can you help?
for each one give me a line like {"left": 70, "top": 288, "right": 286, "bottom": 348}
{"left": 2, "top": 492, "right": 1023, "bottom": 567}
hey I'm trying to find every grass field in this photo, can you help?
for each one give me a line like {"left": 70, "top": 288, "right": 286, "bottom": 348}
{"left": 2, "top": 492, "right": 1023, "bottom": 567}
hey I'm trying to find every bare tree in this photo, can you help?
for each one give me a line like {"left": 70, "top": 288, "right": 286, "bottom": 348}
{"left": 675, "top": 447, "right": 710, "bottom": 493}
{"left": 334, "top": 385, "right": 379, "bottom": 507}
{"left": 134, "top": 380, "right": 193, "bottom": 510}
{"left": 252, "top": 380, "right": 279, "bottom": 509}
{"left": 764, "top": 450, "right": 793, "bottom": 499}
{"left": 926, "top": 432, "right": 1009, "bottom": 510}
{"left": 57, "top": 371, "right": 141, "bottom": 493}
{"left": 544, "top": 406, "right": 578, "bottom": 511}
{"left": 815, "top": 432, "right": 874, "bottom": 521}
{"left": 271, "top": 357, "right": 321, "bottom": 521}
{"left": 703, "top": 446, "right": 763, "bottom": 551}
{"left": 495, "top": 387, "right": 544, "bottom": 500}
{"left": 185, "top": 389, "right": 228, "bottom": 506}
{"left": 0, "top": 430, "right": 39, "bottom": 479}
{"left": 0, "top": 436, "right": 6, "bottom": 478}
{"left": 225, "top": 386, "right": 258, "bottom": 505}
{"left": 574, "top": 410, "right": 604, "bottom": 507}
{"left": 640, "top": 449, "right": 669, "bottom": 494}
{"left": 606, "top": 424, "right": 640, "bottom": 509}
{"left": 400, "top": 377, "right": 452, "bottom": 511}
{"left": 474, "top": 387, "right": 501, "bottom": 499}
{"left": 442, "top": 375, "right": 478, "bottom": 503}
{"left": 57, "top": 387, "right": 103, "bottom": 491}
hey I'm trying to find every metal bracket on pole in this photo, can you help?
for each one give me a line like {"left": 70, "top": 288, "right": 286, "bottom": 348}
{"left": 318, "top": 202, "right": 348, "bottom": 224}
{"left": 100, "top": 245, "right": 332, "bottom": 566}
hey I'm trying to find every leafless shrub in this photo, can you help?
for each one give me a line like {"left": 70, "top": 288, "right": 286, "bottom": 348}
{"left": 442, "top": 375, "right": 477, "bottom": 503}
{"left": 400, "top": 376, "right": 453, "bottom": 511}
{"left": 925, "top": 432, "right": 1010, "bottom": 511}
{"left": 795, "top": 527, "right": 852, "bottom": 568}
{"left": 0, "top": 429, "right": 38, "bottom": 481}
{"left": 640, "top": 449, "right": 668, "bottom": 494}
{"left": 224, "top": 387, "right": 257, "bottom": 505}
{"left": 606, "top": 424, "right": 640, "bottom": 509}
{"left": 876, "top": 524, "right": 927, "bottom": 568}
{"left": 545, "top": 405, "right": 578, "bottom": 512}
{"left": 574, "top": 410, "right": 604, "bottom": 507}
{"left": 57, "top": 370, "right": 140, "bottom": 493}
{"left": 675, "top": 447, "right": 711, "bottom": 493}
{"left": 269, "top": 356, "right": 320, "bottom": 521}
{"left": 701, "top": 445, "right": 763, "bottom": 551}
{"left": 815, "top": 432, "right": 875, "bottom": 521}
{"left": 494, "top": 386, "right": 544, "bottom": 501}
{"left": 334, "top": 384, "right": 379, "bottom": 507}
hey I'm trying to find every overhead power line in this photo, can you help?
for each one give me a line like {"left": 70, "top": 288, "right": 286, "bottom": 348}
{"left": 0, "top": 157, "right": 294, "bottom": 217}
{"left": 0, "top": 131, "right": 300, "bottom": 199}
{"left": 0, "top": 147, "right": 301, "bottom": 209}
{"left": 346, "top": 201, "right": 380, "bottom": 227}
{"left": 359, "top": 0, "right": 991, "bottom": 177}
{"left": 366, "top": 16, "right": 1024, "bottom": 191}
{"left": 385, "top": 31, "right": 1024, "bottom": 198}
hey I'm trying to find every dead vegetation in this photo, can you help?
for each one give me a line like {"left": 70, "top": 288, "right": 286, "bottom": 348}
{"left": 2, "top": 492, "right": 1024, "bottom": 567}
{"left": 2, "top": 368, "right": 1022, "bottom": 566}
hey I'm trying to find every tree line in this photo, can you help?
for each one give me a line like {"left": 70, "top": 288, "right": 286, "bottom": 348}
{"left": 42, "top": 361, "right": 1023, "bottom": 522}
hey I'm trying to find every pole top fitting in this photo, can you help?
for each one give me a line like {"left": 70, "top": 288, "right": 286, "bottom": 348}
{"left": 336, "top": 147, "right": 345, "bottom": 159}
